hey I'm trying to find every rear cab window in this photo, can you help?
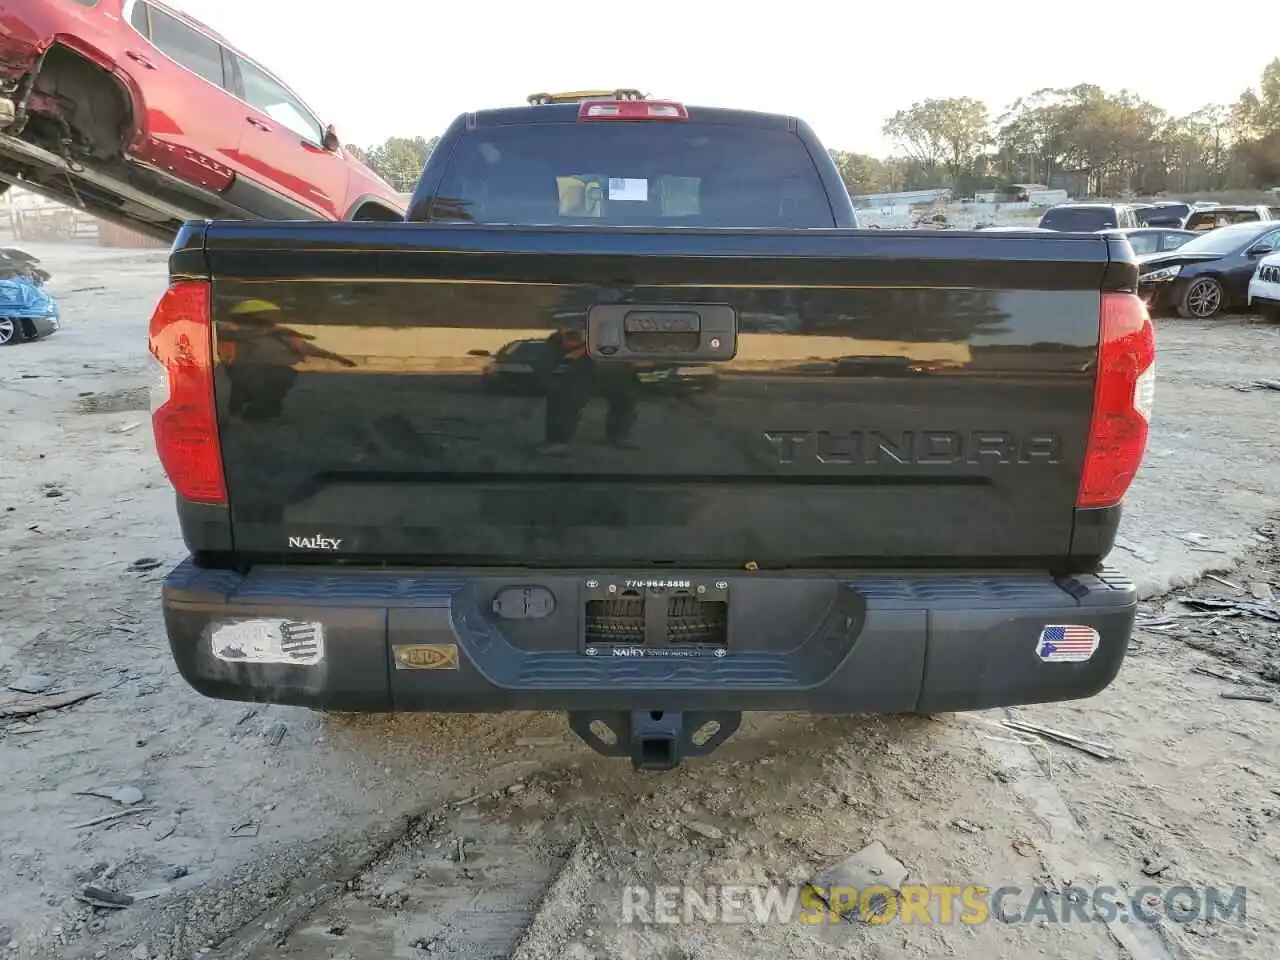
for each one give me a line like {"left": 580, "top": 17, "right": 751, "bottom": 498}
{"left": 1038, "top": 207, "right": 1116, "bottom": 231}
{"left": 428, "top": 122, "right": 836, "bottom": 228}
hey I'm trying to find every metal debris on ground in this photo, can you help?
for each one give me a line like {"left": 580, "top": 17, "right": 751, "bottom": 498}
{"left": 1011, "top": 838, "right": 1037, "bottom": 857}
{"left": 6, "top": 674, "right": 53, "bottom": 695}
{"left": 1250, "top": 378, "right": 1280, "bottom": 391}
{"left": 228, "top": 820, "right": 261, "bottom": 838}
{"left": 1178, "top": 596, "right": 1280, "bottom": 622}
{"left": 685, "top": 821, "right": 724, "bottom": 841}
{"left": 1000, "top": 717, "right": 1118, "bottom": 760}
{"left": 71, "top": 806, "right": 156, "bottom": 830}
{"left": 1205, "top": 574, "right": 1244, "bottom": 592}
{"left": 1221, "top": 692, "right": 1274, "bottom": 703}
{"left": 1176, "top": 532, "right": 1229, "bottom": 554}
{"left": 75, "top": 886, "right": 134, "bottom": 910}
{"left": 1191, "top": 663, "right": 1255, "bottom": 685}
{"left": 73, "top": 784, "right": 146, "bottom": 806}
{"left": 1112, "top": 537, "right": 1157, "bottom": 563}
{"left": 0, "top": 687, "right": 103, "bottom": 719}
{"left": 1251, "top": 581, "right": 1275, "bottom": 602}
{"left": 1140, "top": 854, "right": 1170, "bottom": 877}
{"left": 809, "top": 841, "right": 909, "bottom": 922}
{"left": 126, "top": 557, "right": 163, "bottom": 573}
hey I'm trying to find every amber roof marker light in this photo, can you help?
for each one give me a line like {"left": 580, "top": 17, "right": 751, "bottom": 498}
{"left": 526, "top": 89, "right": 647, "bottom": 105}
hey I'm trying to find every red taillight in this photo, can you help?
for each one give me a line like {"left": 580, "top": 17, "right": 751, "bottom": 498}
{"left": 578, "top": 100, "right": 688, "bottom": 121}
{"left": 148, "top": 280, "right": 226, "bottom": 505}
{"left": 1077, "top": 292, "right": 1156, "bottom": 509}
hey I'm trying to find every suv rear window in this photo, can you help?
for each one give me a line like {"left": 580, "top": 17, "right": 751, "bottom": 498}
{"left": 1135, "top": 203, "right": 1190, "bottom": 225}
{"left": 1185, "top": 208, "right": 1262, "bottom": 231}
{"left": 1038, "top": 207, "right": 1118, "bottom": 231}
{"left": 429, "top": 122, "right": 834, "bottom": 227}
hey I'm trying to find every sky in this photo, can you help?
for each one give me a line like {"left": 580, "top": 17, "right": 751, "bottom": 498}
{"left": 174, "top": 0, "right": 1274, "bottom": 157}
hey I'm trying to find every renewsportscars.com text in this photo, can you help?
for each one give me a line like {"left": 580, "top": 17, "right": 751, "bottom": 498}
{"left": 621, "top": 884, "right": 1247, "bottom": 926}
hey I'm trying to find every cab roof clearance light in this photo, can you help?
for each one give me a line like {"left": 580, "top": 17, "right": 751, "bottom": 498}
{"left": 578, "top": 100, "right": 688, "bottom": 121}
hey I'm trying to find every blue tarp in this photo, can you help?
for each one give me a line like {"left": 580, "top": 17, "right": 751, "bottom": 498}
{"left": 0, "top": 276, "right": 59, "bottom": 322}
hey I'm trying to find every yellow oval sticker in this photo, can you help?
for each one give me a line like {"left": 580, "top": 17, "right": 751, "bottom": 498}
{"left": 393, "top": 644, "right": 460, "bottom": 671}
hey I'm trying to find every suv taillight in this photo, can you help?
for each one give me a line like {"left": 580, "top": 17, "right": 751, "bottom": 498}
{"left": 148, "top": 280, "right": 226, "bottom": 504}
{"left": 1077, "top": 292, "right": 1156, "bottom": 509}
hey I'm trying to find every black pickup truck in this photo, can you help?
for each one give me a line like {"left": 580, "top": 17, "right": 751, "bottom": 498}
{"left": 151, "top": 95, "right": 1155, "bottom": 770}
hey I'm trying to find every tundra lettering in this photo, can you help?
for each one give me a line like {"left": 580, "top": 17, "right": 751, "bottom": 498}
{"left": 763, "top": 430, "right": 1064, "bottom": 466}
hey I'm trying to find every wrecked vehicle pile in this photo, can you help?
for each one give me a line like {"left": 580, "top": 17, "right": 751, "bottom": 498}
{"left": 0, "top": 247, "right": 58, "bottom": 345}
{"left": 1, "top": 0, "right": 403, "bottom": 242}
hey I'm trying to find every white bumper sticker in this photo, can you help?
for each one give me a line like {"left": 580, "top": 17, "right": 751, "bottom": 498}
{"left": 210, "top": 619, "right": 325, "bottom": 666}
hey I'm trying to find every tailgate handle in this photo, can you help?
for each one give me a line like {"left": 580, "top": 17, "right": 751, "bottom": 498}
{"left": 586, "top": 304, "right": 737, "bottom": 362}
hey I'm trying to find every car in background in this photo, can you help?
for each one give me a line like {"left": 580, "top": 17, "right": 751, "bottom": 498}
{"left": 0, "top": 0, "right": 405, "bottom": 241}
{"left": 0, "top": 276, "right": 60, "bottom": 345}
{"left": 1134, "top": 202, "right": 1193, "bottom": 228}
{"left": 1102, "top": 227, "right": 1197, "bottom": 257}
{"left": 1182, "top": 205, "right": 1272, "bottom": 232}
{"left": 1247, "top": 251, "right": 1280, "bottom": 320}
{"left": 0, "top": 246, "right": 51, "bottom": 284}
{"left": 1037, "top": 202, "right": 1141, "bottom": 231}
{"left": 1137, "top": 220, "right": 1280, "bottom": 318}
{"left": 480, "top": 338, "right": 555, "bottom": 394}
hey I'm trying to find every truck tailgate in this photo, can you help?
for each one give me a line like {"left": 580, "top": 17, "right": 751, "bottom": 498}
{"left": 196, "top": 223, "right": 1118, "bottom": 567}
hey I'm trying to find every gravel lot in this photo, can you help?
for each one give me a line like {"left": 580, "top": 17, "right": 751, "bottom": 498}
{"left": 1, "top": 238, "right": 1278, "bottom": 960}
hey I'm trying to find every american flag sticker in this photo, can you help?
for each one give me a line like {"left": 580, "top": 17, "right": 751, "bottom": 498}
{"left": 1036, "top": 625, "right": 1100, "bottom": 663}
{"left": 210, "top": 618, "right": 325, "bottom": 666}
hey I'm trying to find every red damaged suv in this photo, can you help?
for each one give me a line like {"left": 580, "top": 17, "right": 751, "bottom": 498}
{"left": 0, "top": 0, "right": 404, "bottom": 238}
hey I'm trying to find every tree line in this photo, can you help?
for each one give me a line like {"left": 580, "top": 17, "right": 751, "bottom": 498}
{"left": 832, "top": 58, "right": 1280, "bottom": 198}
{"left": 346, "top": 136, "right": 439, "bottom": 193}
{"left": 349, "top": 59, "right": 1280, "bottom": 200}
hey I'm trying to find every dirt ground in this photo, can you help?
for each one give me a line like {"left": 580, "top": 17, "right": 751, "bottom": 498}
{"left": 1, "top": 238, "right": 1279, "bottom": 960}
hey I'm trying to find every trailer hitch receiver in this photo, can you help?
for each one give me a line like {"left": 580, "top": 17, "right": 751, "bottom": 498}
{"left": 568, "top": 710, "right": 741, "bottom": 770}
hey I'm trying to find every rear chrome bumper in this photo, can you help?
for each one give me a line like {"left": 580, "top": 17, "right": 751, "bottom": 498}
{"left": 163, "top": 561, "right": 1137, "bottom": 716}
